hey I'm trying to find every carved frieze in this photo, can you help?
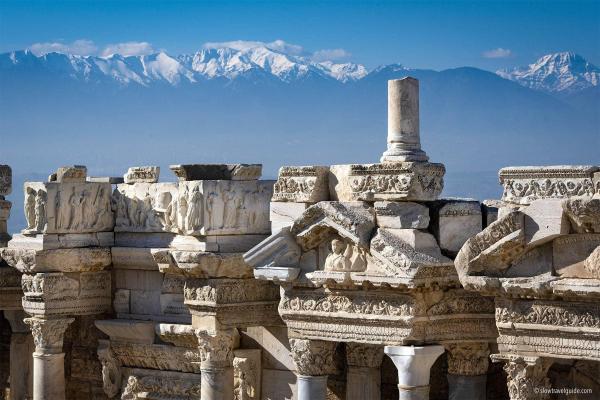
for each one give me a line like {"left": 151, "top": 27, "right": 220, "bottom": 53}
{"left": 114, "top": 182, "right": 179, "bottom": 233}
{"left": 499, "top": 165, "right": 599, "bottom": 205}
{"left": 120, "top": 372, "right": 202, "bottom": 400}
{"left": 22, "top": 182, "right": 47, "bottom": 234}
{"left": 329, "top": 162, "right": 445, "bottom": 202}
{"left": 111, "top": 342, "right": 201, "bottom": 373}
{"left": 272, "top": 166, "right": 329, "bottom": 203}
{"left": 123, "top": 166, "right": 159, "bottom": 184}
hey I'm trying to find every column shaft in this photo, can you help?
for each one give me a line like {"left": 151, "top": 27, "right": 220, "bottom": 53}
{"left": 384, "top": 345, "right": 444, "bottom": 400}
{"left": 10, "top": 332, "right": 34, "bottom": 400}
{"left": 201, "top": 366, "right": 234, "bottom": 400}
{"left": 32, "top": 353, "right": 66, "bottom": 400}
{"left": 297, "top": 375, "right": 327, "bottom": 400}
{"left": 347, "top": 367, "right": 380, "bottom": 400}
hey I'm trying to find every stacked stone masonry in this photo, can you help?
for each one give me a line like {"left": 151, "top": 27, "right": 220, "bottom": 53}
{"left": 0, "top": 77, "right": 598, "bottom": 400}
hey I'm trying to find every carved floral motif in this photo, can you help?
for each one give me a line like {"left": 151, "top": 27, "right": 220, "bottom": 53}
{"left": 121, "top": 375, "right": 201, "bottom": 400}
{"left": 24, "top": 317, "right": 74, "bottom": 353}
{"left": 445, "top": 342, "right": 490, "bottom": 376}
{"left": 346, "top": 343, "right": 384, "bottom": 368}
{"left": 196, "top": 329, "right": 238, "bottom": 368}
{"left": 289, "top": 338, "right": 338, "bottom": 376}
{"left": 502, "top": 356, "right": 551, "bottom": 400}
{"left": 496, "top": 299, "right": 600, "bottom": 328}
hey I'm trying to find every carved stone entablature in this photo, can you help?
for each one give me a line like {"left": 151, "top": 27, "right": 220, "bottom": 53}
{"left": 491, "top": 354, "right": 552, "bottom": 400}
{"left": 280, "top": 287, "right": 496, "bottom": 345}
{"left": 0, "top": 164, "right": 12, "bottom": 196}
{"left": 169, "top": 163, "right": 262, "bottom": 181}
{"left": 98, "top": 339, "right": 122, "bottom": 398}
{"left": 184, "top": 278, "right": 281, "bottom": 327}
{"left": 124, "top": 166, "right": 160, "bottom": 184}
{"left": 114, "top": 182, "right": 179, "bottom": 233}
{"left": 120, "top": 368, "right": 202, "bottom": 400}
{"left": 495, "top": 297, "right": 600, "bottom": 361}
{"left": 24, "top": 316, "right": 74, "bottom": 353}
{"left": 563, "top": 197, "right": 600, "bottom": 233}
{"left": 152, "top": 249, "right": 254, "bottom": 279}
{"left": 21, "top": 271, "right": 111, "bottom": 317}
{"left": 445, "top": 342, "right": 490, "bottom": 376}
{"left": 110, "top": 341, "right": 201, "bottom": 373}
{"left": 272, "top": 165, "right": 329, "bottom": 203}
{"left": 289, "top": 338, "right": 338, "bottom": 376}
{"left": 1, "top": 246, "right": 111, "bottom": 273}
{"left": 329, "top": 162, "right": 445, "bottom": 202}
{"left": 196, "top": 328, "right": 239, "bottom": 369}
{"left": 499, "top": 165, "right": 599, "bottom": 205}
{"left": 290, "top": 201, "right": 375, "bottom": 250}
{"left": 346, "top": 343, "right": 384, "bottom": 368}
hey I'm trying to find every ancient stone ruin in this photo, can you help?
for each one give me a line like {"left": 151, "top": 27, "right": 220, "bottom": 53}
{"left": 1, "top": 77, "right": 598, "bottom": 400}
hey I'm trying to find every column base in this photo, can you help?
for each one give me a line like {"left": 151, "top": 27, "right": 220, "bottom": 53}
{"left": 448, "top": 374, "right": 486, "bottom": 400}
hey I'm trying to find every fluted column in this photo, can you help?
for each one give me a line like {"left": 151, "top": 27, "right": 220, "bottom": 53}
{"left": 445, "top": 342, "right": 489, "bottom": 400}
{"left": 196, "top": 328, "right": 239, "bottom": 400}
{"left": 289, "top": 338, "right": 338, "bottom": 400}
{"left": 346, "top": 343, "right": 383, "bottom": 400}
{"left": 497, "top": 355, "right": 552, "bottom": 400}
{"left": 384, "top": 345, "right": 444, "bottom": 400}
{"left": 4, "top": 310, "right": 34, "bottom": 400}
{"left": 24, "top": 317, "right": 73, "bottom": 400}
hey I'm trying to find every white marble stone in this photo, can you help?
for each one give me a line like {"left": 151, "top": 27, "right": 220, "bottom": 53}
{"left": 124, "top": 166, "right": 160, "bottom": 183}
{"left": 272, "top": 166, "right": 329, "bottom": 203}
{"left": 431, "top": 200, "right": 482, "bottom": 255}
{"left": 522, "top": 198, "right": 569, "bottom": 246}
{"left": 374, "top": 201, "right": 429, "bottom": 229}
{"left": 270, "top": 202, "right": 310, "bottom": 233}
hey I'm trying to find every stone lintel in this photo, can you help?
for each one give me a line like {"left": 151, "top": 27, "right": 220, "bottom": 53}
{"left": 169, "top": 164, "right": 262, "bottom": 181}
{"left": 272, "top": 166, "right": 330, "bottom": 202}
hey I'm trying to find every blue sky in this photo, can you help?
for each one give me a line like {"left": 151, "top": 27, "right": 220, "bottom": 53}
{"left": 1, "top": 0, "right": 599, "bottom": 70}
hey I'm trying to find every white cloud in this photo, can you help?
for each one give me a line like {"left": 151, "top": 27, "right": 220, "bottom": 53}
{"left": 482, "top": 48, "right": 512, "bottom": 59}
{"left": 202, "top": 39, "right": 306, "bottom": 56}
{"left": 28, "top": 39, "right": 97, "bottom": 56}
{"left": 101, "top": 41, "right": 155, "bottom": 57}
{"left": 311, "top": 48, "right": 351, "bottom": 62}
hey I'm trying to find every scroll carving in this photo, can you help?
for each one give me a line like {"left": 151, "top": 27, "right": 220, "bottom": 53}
{"left": 97, "top": 340, "right": 121, "bottom": 398}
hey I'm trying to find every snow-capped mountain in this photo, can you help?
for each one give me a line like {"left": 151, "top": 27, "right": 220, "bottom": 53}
{"left": 1, "top": 43, "right": 368, "bottom": 85}
{"left": 497, "top": 52, "right": 600, "bottom": 94}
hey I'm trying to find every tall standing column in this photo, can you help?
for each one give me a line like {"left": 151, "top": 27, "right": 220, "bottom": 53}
{"left": 289, "top": 338, "right": 338, "bottom": 400}
{"left": 196, "top": 329, "right": 239, "bottom": 400}
{"left": 5, "top": 310, "right": 34, "bottom": 400}
{"left": 24, "top": 317, "right": 73, "bottom": 400}
{"left": 381, "top": 77, "right": 429, "bottom": 163}
{"left": 445, "top": 342, "right": 489, "bottom": 400}
{"left": 346, "top": 343, "right": 384, "bottom": 400}
{"left": 384, "top": 345, "right": 444, "bottom": 400}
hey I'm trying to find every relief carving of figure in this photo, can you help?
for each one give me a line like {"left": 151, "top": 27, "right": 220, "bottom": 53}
{"left": 25, "top": 187, "right": 36, "bottom": 230}
{"left": 186, "top": 186, "right": 203, "bottom": 231}
{"left": 324, "top": 238, "right": 367, "bottom": 272}
{"left": 34, "top": 189, "right": 46, "bottom": 231}
{"left": 223, "top": 189, "right": 239, "bottom": 229}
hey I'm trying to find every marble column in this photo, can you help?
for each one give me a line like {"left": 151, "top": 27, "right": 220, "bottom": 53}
{"left": 381, "top": 77, "right": 429, "bottom": 163}
{"left": 445, "top": 342, "right": 490, "bottom": 400}
{"left": 24, "top": 317, "right": 74, "bottom": 400}
{"left": 4, "top": 310, "right": 34, "bottom": 400}
{"left": 384, "top": 345, "right": 444, "bottom": 400}
{"left": 495, "top": 355, "right": 552, "bottom": 400}
{"left": 346, "top": 343, "right": 384, "bottom": 400}
{"left": 196, "top": 328, "right": 239, "bottom": 400}
{"left": 289, "top": 338, "right": 338, "bottom": 400}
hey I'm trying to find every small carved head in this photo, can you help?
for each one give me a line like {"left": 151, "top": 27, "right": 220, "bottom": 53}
{"left": 331, "top": 238, "right": 346, "bottom": 254}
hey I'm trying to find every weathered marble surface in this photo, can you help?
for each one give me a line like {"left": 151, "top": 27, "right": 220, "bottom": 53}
{"left": 170, "top": 163, "right": 262, "bottom": 181}
{"left": 272, "top": 166, "right": 329, "bottom": 203}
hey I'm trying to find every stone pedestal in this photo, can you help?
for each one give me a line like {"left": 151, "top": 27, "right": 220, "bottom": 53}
{"left": 196, "top": 329, "right": 239, "bottom": 400}
{"left": 445, "top": 342, "right": 489, "bottom": 400}
{"left": 384, "top": 345, "right": 444, "bottom": 400}
{"left": 289, "top": 338, "right": 338, "bottom": 400}
{"left": 24, "top": 317, "right": 74, "bottom": 400}
{"left": 346, "top": 343, "right": 384, "bottom": 400}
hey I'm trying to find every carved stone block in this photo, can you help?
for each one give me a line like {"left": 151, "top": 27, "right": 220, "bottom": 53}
{"left": 374, "top": 201, "right": 429, "bottom": 229}
{"left": 170, "top": 164, "right": 262, "bottom": 181}
{"left": 1, "top": 246, "right": 111, "bottom": 273}
{"left": 272, "top": 166, "right": 329, "bottom": 202}
{"left": 95, "top": 319, "right": 156, "bottom": 344}
{"left": 124, "top": 166, "right": 160, "bottom": 184}
{"left": 166, "top": 250, "right": 253, "bottom": 278}
{"left": 244, "top": 227, "right": 301, "bottom": 279}
{"left": 522, "top": 198, "right": 569, "bottom": 246}
{"left": 429, "top": 199, "right": 482, "bottom": 255}
{"left": 270, "top": 201, "right": 310, "bottom": 233}
{"left": 329, "top": 162, "right": 445, "bottom": 202}
{"left": 114, "top": 182, "right": 179, "bottom": 233}
{"left": 384, "top": 228, "right": 444, "bottom": 258}
{"left": 8, "top": 232, "right": 114, "bottom": 250}
{"left": 563, "top": 197, "right": 600, "bottom": 233}
{"left": 0, "top": 164, "right": 11, "bottom": 196}
{"left": 499, "top": 165, "right": 599, "bottom": 205}
{"left": 553, "top": 234, "right": 600, "bottom": 278}
{"left": 49, "top": 165, "right": 87, "bottom": 183}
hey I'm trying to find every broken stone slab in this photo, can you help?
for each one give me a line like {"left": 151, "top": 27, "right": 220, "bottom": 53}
{"left": 166, "top": 250, "right": 253, "bottom": 278}
{"left": 272, "top": 166, "right": 329, "bottom": 203}
{"left": 86, "top": 176, "right": 125, "bottom": 184}
{"left": 243, "top": 227, "right": 302, "bottom": 282}
{"left": 522, "top": 198, "right": 570, "bottom": 246}
{"left": 169, "top": 164, "right": 262, "bottom": 181}
{"left": 95, "top": 319, "right": 156, "bottom": 344}
{"left": 553, "top": 234, "right": 600, "bottom": 278}
{"left": 374, "top": 201, "right": 429, "bottom": 229}
{"left": 270, "top": 201, "right": 311, "bottom": 233}
{"left": 429, "top": 199, "right": 482, "bottom": 256}
{"left": 48, "top": 165, "right": 87, "bottom": 183}
{"left": 329, "top": 162, "right": 445, "bottom": 202}
{"left": 290, "top": 202, "right": 376, "bottom": 251}
{"left": 504, "top": 242, "right": 553, "bottom": 278}
{"left": 0, "top": 247, "right": 111, "bottom": 273}
{"left": 8, "top": 232, "right": 114, "bottom": 250}
{"left": 499, "top": 165, "right": 599, "bottom": 205}
{"left": 0, "top": 165, "right": 12, "bottom": 196}
{"left": 124, "top": 166, "right": 160, "bottom": 184}
{"left": 563, "top": 197, "right": 600, "bottom": 233}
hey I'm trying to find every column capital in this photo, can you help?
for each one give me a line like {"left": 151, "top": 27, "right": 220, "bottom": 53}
{"left": 289, "top": 338, "right": 338, "bottom": 376}
{"left": 445, "top": 342, "right": 490, "bottom": 376}
{"left": 196, "top": 328, "right": 239, "bottom": 369}
{"left": 494, "top": 355, "right": 552, "bottom": 400}
{"left": 346, "top": 343, "right": 384, "bottom": 368}
{"left": 24, "top": 316, "right": 73, "bottom": 354}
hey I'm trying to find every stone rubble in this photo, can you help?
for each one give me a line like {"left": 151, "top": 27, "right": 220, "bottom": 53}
{"left": 0, "top": 77, "right": 598, "bottom": 400}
